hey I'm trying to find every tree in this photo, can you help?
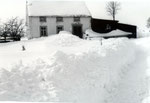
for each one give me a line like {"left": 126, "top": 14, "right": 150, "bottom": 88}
{"left": 0, "top": 21, "right": 4, "bottom": 40}
{"left": 1, "top": 17, "right": 25, "bottom": 41}
{"left": 146, "top": 17, "right": 150, "bottom": 28}
{"left": 0, "top": 25, "right": 3, "bottom": 36}
{"left": 106, "top": 1, "right": 121, "bottom": 20}
{"left": 0, "top": 24, "right": 9, "bottom": 41}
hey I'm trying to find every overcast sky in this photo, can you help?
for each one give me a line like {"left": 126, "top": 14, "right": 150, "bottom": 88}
{"left": 0, "top": 0, "right": 149, "bottom": 28}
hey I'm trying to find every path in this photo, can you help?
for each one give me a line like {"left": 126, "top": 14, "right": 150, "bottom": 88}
{"left": 106, "top": 37, "right": 150, "bottom": 103}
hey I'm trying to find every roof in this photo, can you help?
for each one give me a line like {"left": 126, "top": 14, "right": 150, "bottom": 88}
{"left": 28, "top": 1, "right": 91, "bottom": 17}
{"left": 92, "top": 18, "right": 119, "bottom": 23}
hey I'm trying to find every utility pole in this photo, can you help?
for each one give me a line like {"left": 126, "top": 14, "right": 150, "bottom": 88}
{"left": 26, "top": 0, "right": 28, "bottom": 27}
{"left": 26, "top": 0, "right": 30, "bottom": 39}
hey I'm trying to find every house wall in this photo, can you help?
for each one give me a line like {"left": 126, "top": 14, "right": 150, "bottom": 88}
{"left": 28, "top": 16, "right": 91, "bottom": 38}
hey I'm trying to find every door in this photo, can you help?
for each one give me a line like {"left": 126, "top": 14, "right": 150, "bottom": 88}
{"left": 72, "top": 24, "right": 82, "bottom": 38}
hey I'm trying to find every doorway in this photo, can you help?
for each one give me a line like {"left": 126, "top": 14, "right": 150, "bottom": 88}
{"left": 72, "top": 24, "right": 82, "bottom": 38}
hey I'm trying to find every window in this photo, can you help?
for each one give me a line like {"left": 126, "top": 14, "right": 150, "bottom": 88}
{"left": 57, "top": 26, "right": 64, "bottom": 33}
{"left": 40, "top": 26, "right": 47, "bottom": 36}
{"left": 40, "top": 16, "right": 46, "bottom": 22}
{"left": 106, "top": 24, "right": 111, "bottom": 30}
{"left": 74, "top": 17, "right": 80, "bottom": 22}
{"left": 56, "top": 17, "right": 63, "bottom": 22}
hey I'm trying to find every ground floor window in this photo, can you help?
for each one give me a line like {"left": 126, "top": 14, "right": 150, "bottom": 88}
{"left": 57, "top": 25, "right": 64, "bottom": 33}
{"left": 40, "top": 26, "right": 47, "bottom": 36}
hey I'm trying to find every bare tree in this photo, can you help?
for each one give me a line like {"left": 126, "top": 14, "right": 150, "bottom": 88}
{"left": 0, "top": 23, "right": 10, "bottom": 41}
{"left": 0, "top": 20, "right": 3, "bottom": 39}
{"left": 106, "top": 1, "right": 121, "bottom": 20}
{"left": 147, "top": 17, "right": 150, "bottom": 28}
{"left": 1, "top": 17, "right": 25, "bottom": 41}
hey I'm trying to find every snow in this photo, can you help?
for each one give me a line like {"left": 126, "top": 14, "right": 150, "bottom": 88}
{"left": 0, "top": 32, "right": 149, "bottom": 103}
{"left": 85, "top": 29, "right": 132, "bottom": 38}
{"left": 133, "top": 37, "right": 150, "bottom": 103}
{"left": 137, "top": 28, "right": 150, "bottom": 38}
{"left": 28, "top": 1, "right": 91, "bottom": 17}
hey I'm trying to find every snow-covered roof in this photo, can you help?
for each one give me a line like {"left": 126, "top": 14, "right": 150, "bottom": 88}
{"left": 28, "top": 1, "right": 91, "bottom": 17}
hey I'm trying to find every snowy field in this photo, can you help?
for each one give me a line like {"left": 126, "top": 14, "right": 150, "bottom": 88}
{"left": 0, "top": 32, "right": 150, "bottom": 103}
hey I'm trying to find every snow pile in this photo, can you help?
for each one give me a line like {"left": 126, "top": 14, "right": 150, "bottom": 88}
{"left": 137, "top": 28, "right": 150, "bottom": 38}
{"left": 45, "top": 32, "right": 83, "bottom": 47}
{"left": 0, "top": 60, "right": 57, "bottom": 101}
{"left": 0, "top": 35, "right": 137, "bottom": 103}
{"left": 85, "top": 29, "right": 132, "bottom": 38}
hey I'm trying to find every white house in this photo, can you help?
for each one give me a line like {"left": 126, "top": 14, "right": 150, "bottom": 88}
{"left": 26, "top": 1, "right": 91, "bottom": 39}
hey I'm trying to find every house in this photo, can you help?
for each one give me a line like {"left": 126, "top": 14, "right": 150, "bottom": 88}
{"left": 91, "top": 18, "right": 137, "bottom": 38}
{"left": 26, "top": 1, "right": 91, "bottom": 39}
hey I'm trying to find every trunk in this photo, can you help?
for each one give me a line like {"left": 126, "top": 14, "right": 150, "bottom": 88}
{"left": 113, "top": 15, "right": 115, "bottom": 21}
{"left": 4, "top": 36, "right": 6, "bottom": 41}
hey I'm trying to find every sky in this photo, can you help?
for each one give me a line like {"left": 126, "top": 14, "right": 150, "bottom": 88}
{"left": 0, "top": 0, "right": 149, "bottom": 28}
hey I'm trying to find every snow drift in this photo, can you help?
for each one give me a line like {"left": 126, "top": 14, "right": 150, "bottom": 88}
{"left": 85, "top": 29, "right": 132, "bottom": 39}
{"left": 0, "top": 33, "right": 137, "bottom": 103}
{"left": 45, "top": 31, "right": 83, "bottom": 47}
{"left": 137, "top": 28, "right": 150, "bottom": 38}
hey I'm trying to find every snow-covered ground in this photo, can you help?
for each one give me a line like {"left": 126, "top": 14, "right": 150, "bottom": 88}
{"left": 0, "top": 32, "right": 149, "bottom": 103}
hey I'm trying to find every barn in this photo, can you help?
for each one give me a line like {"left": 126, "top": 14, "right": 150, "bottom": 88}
{"left": 26, "top": 1, "right": 91, "bottom": 39}
{"left": 91, "top": 18, "right": 137, "bottom": 38}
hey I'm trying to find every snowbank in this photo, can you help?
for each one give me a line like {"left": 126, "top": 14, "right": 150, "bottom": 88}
{"left": 85, "top": 29, "right": 132, "bottom": 39}
{"left": 0, "top": 33, "right": 137, "bottom": 103}
{"left": 137, "top": 28, "right": 150, "bottom": 38}
{"left": 45, "top": 31, "right": 83, "bottom": 47}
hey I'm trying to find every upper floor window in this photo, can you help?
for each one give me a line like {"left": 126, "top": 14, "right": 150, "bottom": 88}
{"left": 56, "top": 17, "right": 63, "bottom": 22}
{"left": 74, "top": 17, "right": 80, "bottom": 22}
{"left": 40, "top": 16, "right": 46, "bottom": 22}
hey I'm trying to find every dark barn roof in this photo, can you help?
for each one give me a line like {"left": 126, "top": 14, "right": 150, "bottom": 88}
{"left": 91, "top": 18, "right": 137, "bottom": 38}
{"left": 91, "top": 18, "right": 119, "bottom": 33}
